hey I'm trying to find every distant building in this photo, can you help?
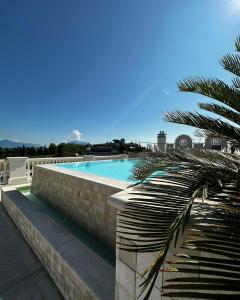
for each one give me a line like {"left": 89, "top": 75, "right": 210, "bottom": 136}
{"left": 90, "top": 138, "right": 141, "bottom": 155}
{"left": 175, "top": 134, "right": 192, "bottom": 150}
{"left": 157, "top": 131, "right": 227, "bottom": 152}
{"left": 193, "top": 143, "right": 204, "bottom": 149}
{"left": 157, "top": 131, "right": 167, "bottom": 152}
{"left": 166, "top": 143, "right": 174, "bottom": 151}
{"left": 205, "top": 136, "right": 227, "bottom": 151}
{"left": 90, "top": 143, "right": 120, "bottom": 156}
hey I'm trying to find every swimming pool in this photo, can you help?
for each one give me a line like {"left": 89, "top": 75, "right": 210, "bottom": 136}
{"left": 55, "top": 159, "right": 139, "bottom": 182}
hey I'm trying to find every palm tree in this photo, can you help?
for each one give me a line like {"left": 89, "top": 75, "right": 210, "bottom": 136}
{"left": 119, "top": 36, "right": 240, "bottom": 299}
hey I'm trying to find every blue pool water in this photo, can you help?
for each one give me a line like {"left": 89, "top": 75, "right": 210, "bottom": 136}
{"left": 56, "top": 159, "right": 139, "bottom": 182}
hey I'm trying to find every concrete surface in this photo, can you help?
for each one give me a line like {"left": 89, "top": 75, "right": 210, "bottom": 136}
{"left": 0, "top": 203, "right": 62, "bottom": 300}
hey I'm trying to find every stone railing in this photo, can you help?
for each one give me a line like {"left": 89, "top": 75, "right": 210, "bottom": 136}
{"left": 26, "top": 156, "right": 85, "bottom": 177}
{"left": 0, "top": 154, "right": 128, "bottom": 185}
{"left": 27, "top": 154, "right": 128, "bottom": 177}
{"left": 92, "top": 154, "right": 128, "bottom": 161}
{"left": 0, "top": 159, "right": 9, "bottom": 184}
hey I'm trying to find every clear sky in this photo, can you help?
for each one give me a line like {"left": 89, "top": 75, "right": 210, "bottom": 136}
{"left": 0, "top": 0, "right": 240, "bottom": 145}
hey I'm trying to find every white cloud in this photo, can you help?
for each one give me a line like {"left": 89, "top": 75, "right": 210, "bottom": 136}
{"left": 69, "top": 129, "right": 82, "bottom": 141}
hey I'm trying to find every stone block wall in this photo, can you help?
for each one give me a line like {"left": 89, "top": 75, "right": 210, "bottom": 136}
{"left": 31, "top": 166, "right": 127, "bottom": 249}
{"left": 1, "top": 188, "right": 115, "bottom": 300}
{"left": 115, "top": 215, "right": 163, "bottom": 300}
{"left": 108, "top": 189, "right": 188, "bottom": 300}
{"left": 112, "top": 198, "right": 226, "bottom": 300}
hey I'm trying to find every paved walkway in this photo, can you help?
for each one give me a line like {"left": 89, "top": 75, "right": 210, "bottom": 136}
{"left": 0, "top": 204, "right": 62, "bottom": 300}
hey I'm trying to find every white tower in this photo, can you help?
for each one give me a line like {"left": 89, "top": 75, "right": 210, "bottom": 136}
{"left": 157, "top": 131, "right": 167, "bottom": 152}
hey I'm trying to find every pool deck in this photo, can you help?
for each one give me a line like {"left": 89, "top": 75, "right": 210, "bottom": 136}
{"left": 0, "top": 191, "right": 62, "bottom": 300}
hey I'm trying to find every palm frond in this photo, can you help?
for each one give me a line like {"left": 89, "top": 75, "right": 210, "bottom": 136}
{"left": 162, "top": 200, "right": 240, "bottom": 299}
{"left": 193, "top": 129, "right": 239, "bottom": 148}
{"left": 233, "top": 77, "right": 240, "bottom": 88}
{"left": 164, "top": 110, "right": 240, "bottom": 141}
{"left": 220, "top": 54, "right": 240, "bottom": 77}
{"left": 118, "top": 170, "right": 201, "bottom": 299}
{"left": 130, "top": 151, "right": 191, "bottom": 181}
{"left": 120, "top": 146, "right": 240, "bottom": 298}
{"left": 177, "top": 77, "right": 240, "bottom": 112}
{"left": 193, "top": 128, "right": 216, "bottom": 138}
{"left": 121, "top": 36, "right": 240, "bottom": 300}
{"left": 235, "top": 36, "right": 240, "bottom": 52}
{"left": 198, "top": 102, "right": 240, "bottom": 125}
{"left": 131, "top": 149, "right": 240, "bottom": 183}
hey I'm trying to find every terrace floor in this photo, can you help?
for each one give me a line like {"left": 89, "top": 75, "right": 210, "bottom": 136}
{"left": 0, "top": 202, "right": 62, "bottom": 300}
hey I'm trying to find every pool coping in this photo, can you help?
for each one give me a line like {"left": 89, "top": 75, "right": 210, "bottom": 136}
{"left": 107, "top": 188, "right": 133, "bottom": 211}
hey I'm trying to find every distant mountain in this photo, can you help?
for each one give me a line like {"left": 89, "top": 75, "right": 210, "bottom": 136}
{"left": 68, "top": 140, "right": 88, "bottom": 145}
{"left": 0, "top": 139, "right": 42, "bottom": 148}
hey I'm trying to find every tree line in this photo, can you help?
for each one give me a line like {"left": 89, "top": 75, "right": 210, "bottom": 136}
{"left": 0, "top": 143, "right": 89, "bottom": 159}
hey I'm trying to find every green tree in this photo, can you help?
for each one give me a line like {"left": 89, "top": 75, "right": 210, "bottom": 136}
{"left": 20, "top": 145, "right": 26, "bottom": 156}
{"left": 120, "top": 37, "right": 240, "bottom": 299}
{"left": 28, "top": 147, "right": 37, "bottom": 157}
{"left": 57, "top": 143, "right": 69, "bottom": 156}
{"left": 49, "top": 143, "right": 57, "bottom": 156}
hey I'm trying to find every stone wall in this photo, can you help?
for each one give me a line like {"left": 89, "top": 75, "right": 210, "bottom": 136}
{"left": 1, "top": 188, "right": 115, "bottom": 300}
{"left": 31, "top": 165, "right": 129, "bottom": 249}
{"left": 127, "top": 152, "right": 147, "bottom": 158}
{"left": 109, "top": 190, "right": 228, "bottom": 300}
{"left": 108, "top": 189, "right": 163, "bottom": 299}
{"left": 115, "top": 215, "right": 162, "bottom": 300}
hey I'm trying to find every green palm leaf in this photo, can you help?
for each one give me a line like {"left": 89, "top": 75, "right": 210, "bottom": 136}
{"left": 177, "top": 77, "right": 240, "bottom": 111}
{"left": 164, "top": 110, "right": 240, "bottom": 141}
{"left": 198, "top": 102, "right": 240, "bottom": 125}
{"left": 235, "top": 36, "right": 240, "bottom": 52}
{"left": 162, "top": 200, "right": 240, "bottom": 299}
{"left": 118, "top": 170, "right": 201, "bottom": 299}
{"left": 119, "top": 35, "right": 240, "bottom": 300}
{"left": 220, "top": 54, "right": 240, "bottom": 77}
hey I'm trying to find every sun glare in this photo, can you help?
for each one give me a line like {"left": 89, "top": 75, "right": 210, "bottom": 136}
{"left": 231, "top": 0, "right": 240, "bottom": 11}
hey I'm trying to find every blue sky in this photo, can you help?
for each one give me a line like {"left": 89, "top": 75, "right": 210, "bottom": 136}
{"left": 0, "top": 0, "right": 240, "bottom": 145}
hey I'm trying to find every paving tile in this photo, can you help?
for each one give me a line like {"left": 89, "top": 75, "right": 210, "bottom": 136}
{"left": 32, "top": 290, "right": 45, "bottom": 300}
{"left": 18, "top": 242, "right": 41, "bottom": 267}
{"left": 0, "top": 272, "right": 22, "bottom": 294}
{"left": 38, "top": 277, "right": 63, "bottom": 300}
{"left": 0, "top": 204, "right": 62, "bottom": 300}
{"left": 0, "top": 281, "right": 27, "bottom": 300}
{"left": 14, "top": 287, "right": 36, "bottom": 300}
{"left": 24, "top": 269, "right": 48, "bottom": 288}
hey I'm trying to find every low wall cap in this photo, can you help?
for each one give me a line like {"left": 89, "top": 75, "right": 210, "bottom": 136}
{"left": 7, "top": 157, "right": 28, "bottom": 159}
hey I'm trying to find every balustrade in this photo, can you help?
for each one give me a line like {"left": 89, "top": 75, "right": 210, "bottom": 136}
{"left": 0, "top": 160, "right": 9, "bottom": 184}
{"left": 93, "top": 154, "right": 128, "bottom": 161}
{"left": 0, "top": 154, "right": 128, "bottom": 185}
{"left": 26, "top": 156, "right": 85, "bottom": 177}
